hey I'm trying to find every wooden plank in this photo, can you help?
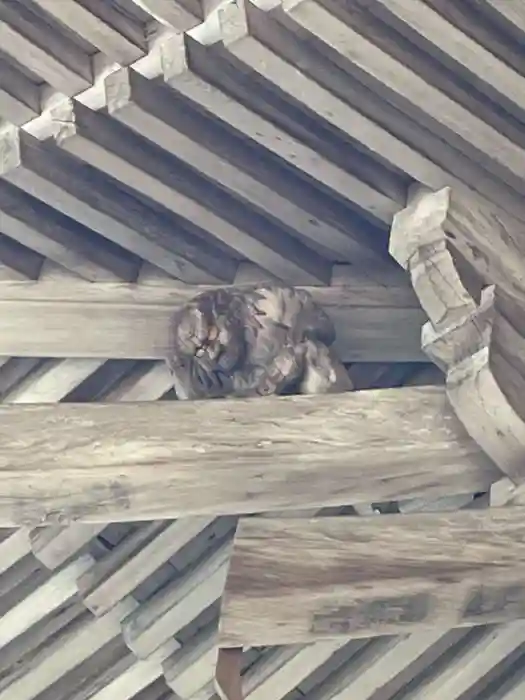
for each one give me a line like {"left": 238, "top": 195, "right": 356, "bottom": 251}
{"left": 159, "top": 33, "right": 399, "bottom": 226}
{"left": 2, "top": 358, "right": 105, "bottom": 403}
{"left": 88, "top": 640, "right": 179, "bottom": 700}
{"left": 0, "top": 2, "right": 93, "bottom": 95}
{"left": 0, "top": 598, "right": 138, "bottom": 700}
{"left": 0, "top": 387, "right": 498, "bottom": 527}
{"left": 131, "top": 0, "right": 203, "bottom": 29}
{"left": 404, "top": 622, "right": 525, "bottom": 700}
{"left": 105, "top": 65, "right": 385, "bottom": 264}
{"left": 0, "top": 234, "right": 43, "bottom": 280}
{"left": 0, "top": 177, "right": 140, "bottom": 282}
{"left": 218, "top": 510, "right": 525, "bottom": 646}
{"left": 304, "top": 628, "right": 469, "bottom": 700}
{"left": 79, "top": 517, "right": 215, "bottom": 616}
{"left": 0, "top": 554, "right": 93, "bottom": 649}
{"left": 30, "top": 522, "right": 105, "bottom": 570}
{"left": 246, "top": 0, "right": 525, "bottom": 227}
{"left": 0, "top": 529, "right": 31, "bottom": 576}
{"left": 31, "top": 0, "right": 147, "bottom": 64}
{"left": 0, "top": 125, "right": 234, "bottom": 284}
{"left": 365, "top": 0, "right": 525, "bottom": 126}
{"left": 0, "top": 57, "right": 40, "bottom": 125}
{"left": 277, "top": 0, "right": 525, "bottom": 193}
{"left": 51, "top": 99, "right": 331, "bottom": 285}
{"left": 0, "top": 276, "right": 426, "bottom": 362}
{"left": 124, "top": 539, "right": 232, "bottom": 658}
{"left": 480, "top": 0, "right": 525, "bottom": 38}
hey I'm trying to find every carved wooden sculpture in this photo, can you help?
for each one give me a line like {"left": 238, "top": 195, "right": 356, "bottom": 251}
{"left": 166, "top": 285, "right": 354, "bottom": 400}
{"left": 390, "top": 185, "right": 525, "bottom": 495}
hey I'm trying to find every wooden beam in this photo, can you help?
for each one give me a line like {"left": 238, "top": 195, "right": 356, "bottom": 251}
{"left": 0, "top": 1, "right": 92, "bottom": 95}
{"left": 50, "top": 98, "right": 331, "bottom": 285}
{"left": 0, "top": 126, "right": 236, "bottom": 284}
{"left": 0, "top": 180, "right": 140, "bottom": 283}
{"left": 0, "top": 387, "right": 497, "bottom": 526}
{"left": 30, "top": 0, "right": 148, "bottom": 65}
{"left": 276, "top": 0, "right": 525, "bottom": 194}
{"left": 213, "top": 0, "right": 525, "bottom": 226}
{"left": 218, "top": 509, "right": 525, "bottom": 647}
{"left": 159, "top": 33, "right": 400, "bottom": 227}
{"left": 0, "top": 57, "right": 40, "bottom": 125}
{"left": 364, "top": 0, "right": 525, "bottom": 131}
{"left": 130, "top": 0, "right": 203, "bottom": 30}
{"left": 0, "top": 277, "right": 426, "bottom": 362}
{"left": 104, "top": 64, "right": 384, "bottom": 265}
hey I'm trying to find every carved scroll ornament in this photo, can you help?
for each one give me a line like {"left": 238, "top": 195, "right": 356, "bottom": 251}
{"left": 390, "top": 186, "right": 525, "bottom": 498}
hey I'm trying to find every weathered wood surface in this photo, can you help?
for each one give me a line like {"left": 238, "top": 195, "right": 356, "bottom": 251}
{"left": 218, "top": 509, "right": 525, "bottom": 646}
{"left": 0, "top": 277, "right": 426, "bottom": 362}
{"left": 0, "top": 387, "right": 497, "bottom": 526}
{"left": 390, "top": 185, "right": 525, "bottom": 485}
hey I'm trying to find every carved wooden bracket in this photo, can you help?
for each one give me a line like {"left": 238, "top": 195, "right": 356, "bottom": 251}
{"left": 390, "top": 186, "right": 525, "bottom": 489}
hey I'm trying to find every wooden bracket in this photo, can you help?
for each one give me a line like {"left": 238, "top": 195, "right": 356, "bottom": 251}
{"left": 390, "top": 186, "right": 525, "bottom": 486}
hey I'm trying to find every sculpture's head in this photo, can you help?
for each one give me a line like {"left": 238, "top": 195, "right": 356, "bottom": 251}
{"left": 170, "top": 289, "right": 246, "bottom": 374}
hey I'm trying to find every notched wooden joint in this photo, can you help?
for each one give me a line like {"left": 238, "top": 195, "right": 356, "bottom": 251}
{"left": 390, "top": 186, "right": 525, "bottom": 487}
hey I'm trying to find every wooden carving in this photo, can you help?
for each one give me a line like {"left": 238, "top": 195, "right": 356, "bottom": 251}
{"left": 390, "top": 186, "right": 525, "bottom": 486}
{"left": 166, "top": 285, "right": 354, "bottom": 400}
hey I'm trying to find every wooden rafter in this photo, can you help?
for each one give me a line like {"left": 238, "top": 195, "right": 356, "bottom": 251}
{"left": 0, "top": 387, "right": 497, "bottom": 526}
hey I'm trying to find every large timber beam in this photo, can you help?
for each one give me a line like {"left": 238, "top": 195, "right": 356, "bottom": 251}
{"left": 217, "top": 508, "right": 525, "bottom": 647}
{"left": 0, "top": 277, "right": 426, "bottom": 362}
{"left": 0, "top": 387, "right": 497, "bottom": 527}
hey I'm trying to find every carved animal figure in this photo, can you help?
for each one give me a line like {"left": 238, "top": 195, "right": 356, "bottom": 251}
{"left": 166, "top": 285, "right": 353, "bottom": 400}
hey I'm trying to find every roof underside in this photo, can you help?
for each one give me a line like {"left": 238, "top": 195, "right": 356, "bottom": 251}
{"left": 0, "top": 0, "right": 525, "bottom": 699}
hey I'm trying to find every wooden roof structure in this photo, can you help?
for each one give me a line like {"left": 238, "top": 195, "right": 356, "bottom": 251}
{"left": 2, "top": 0, "right": 525, "bottom": 699}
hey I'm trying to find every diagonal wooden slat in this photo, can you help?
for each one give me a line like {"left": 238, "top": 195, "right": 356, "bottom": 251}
{"left": 0, "top": 126, "right": 234, "bottom": 284}
{"left": 50, "top": 99, "right": 331, "bottom": 284}
{"left": 104, "top": 64, "right": 383, "bottom": 264}
{"left": 30, "top": 0, "right": 148, "bottom": 64}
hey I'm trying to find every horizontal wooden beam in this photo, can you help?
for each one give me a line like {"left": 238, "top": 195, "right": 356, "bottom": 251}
{"left": 219, "top": 508, "right": 525, "bottom": 647}
{"left": 0, "top": 387, "right": 497, "bottom": 526}
{"left": 0, "top": 278, "right": 426, "bottom": 362}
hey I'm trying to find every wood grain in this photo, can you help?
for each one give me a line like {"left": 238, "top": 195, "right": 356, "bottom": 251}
{"left": 0, "top": 277, "right": 426, "bottom": 362}
{"left": 219, "top": 509, "right": 525, "bottom": 646}
{"left": 390, "top": 185, "right": 525, "bottom": 485}
{"left": 0, "top": 125, "right": 234, "bottom": 285}
{"left": 0, "top": 387, "right": 497, "bottom": 526}
{"left": 105, "top": 64, "right": 383, "bottom": 265}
